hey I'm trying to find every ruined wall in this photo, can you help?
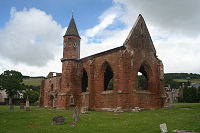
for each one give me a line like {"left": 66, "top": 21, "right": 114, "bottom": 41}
{"left": 40, "top": 14, "right": 165, "bottom": 111}
{"left": 40, "top": 76, "right": 62, "bottom": 108}
{"left": 79, "top": 44, "right": 162, "bottom": 110}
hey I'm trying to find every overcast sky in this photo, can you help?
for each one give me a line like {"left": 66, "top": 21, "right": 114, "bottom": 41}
{"left": 0, "top": 0, "right": 200, "bottom": 76}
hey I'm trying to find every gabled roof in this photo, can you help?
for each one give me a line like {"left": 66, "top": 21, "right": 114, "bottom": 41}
{"left": 64, "top": 16, "right": 80, "bottom": 38}
{"left": 123, "top": 14, "right": 156, "bottom": 54}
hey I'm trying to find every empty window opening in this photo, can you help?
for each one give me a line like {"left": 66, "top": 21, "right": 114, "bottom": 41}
{"left": 51, "top": 84, "right": 53, "bottom": 91}
{"left": 104, "top": 64, "right": 113, "bottom": 90}
{"left": 82, "top": 69, "right": 88, "bottom": 92}
{"left": 137, "top": 66, "right": 148, "bottom": 90}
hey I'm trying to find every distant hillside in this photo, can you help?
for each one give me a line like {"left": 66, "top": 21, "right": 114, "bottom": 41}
{"left": 23, "top": 77, "right": 44, "bottom": 87}
{"left": 164, "top": 73, "right": 200, "bottom": 88}
{"left": 164, "top": 73, "right": 200, "bottom": 80}
{"left": 21, "top": 73, "right": 200, "bottom": 89}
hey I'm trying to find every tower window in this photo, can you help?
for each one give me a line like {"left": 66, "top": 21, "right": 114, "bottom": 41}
{"left": 68, "top": 38, "right": 72, "bottom": 45}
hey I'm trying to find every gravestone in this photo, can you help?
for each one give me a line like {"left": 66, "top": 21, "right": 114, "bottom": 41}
{"left": 160, "top": 123, "right": 168, "bottom": 133}
{"left": 20, "top": 104, "right": 24, "bottom": 109}
{"left": 131, "top": 107, "right": 140, "bottom": 112}
{"left": 10, "top": 105, "right": 14, "bottom": 110}
{"left": 114, "top": 107, "right": 123, "bottom": 113}
{"left": 25, "top": 97, "right": 30, "bottom": 111}
{"left": 168, "top": 92, "right": 174, "bottom": 108}
{"left": 195, "top": 114, "right": 199, "bottom": 119}
{"left": 51, "top": 116, "right": 66, "bottom": 125}
{"left": 73, "top": 106, "right": 80, "bottom": 124}
{"left": 81, "top": 95, "right": 88, "bottom": 113}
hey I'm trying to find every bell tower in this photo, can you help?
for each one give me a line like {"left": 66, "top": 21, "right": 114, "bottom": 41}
{"left": 62, "top": 15, "right": 80, "bottom": 60}
{"left": 61, "top": 14, "right": 81, "bottom": 109}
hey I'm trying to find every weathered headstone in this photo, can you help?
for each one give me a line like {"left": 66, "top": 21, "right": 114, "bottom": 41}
{"left": 114, "top": 107, "right": 123, "bottom": 113}
{"left": 81, "top": 95, "right": 88, "bottom": 114}
{"left": 20, "top": 104, "right": 24, "bottom": 109}
{"left": 10, "top": 105, "right": 14, "bottom": 110}
{"left": 73, "top": 106, "right": 80, "bottom": 124}
{"left": 168, "top": 92, "right": 174, "bottom": 108}
{"left": 25, "top": 97, "right": 30, "bottom": 111}
{"left": 81, "top": 106, "right": 88, "bottom": 114}
{"left": 195, "top": 114, "right": 199, "bottom": 119}
{"left": 131, "top": 107, "right": 140, "bottom": 112}
{"left": 160, "top": 123, "right": 168, "bottom": 133}
{"left": 51, "top": 116, "right": 66, "bottom": 125}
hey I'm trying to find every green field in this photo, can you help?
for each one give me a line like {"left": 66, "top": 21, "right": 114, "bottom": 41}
{"left": 0, "top": 103, "right": 200, "bottom": 133}
{"left": 23, "top": 78, "right": 44, "bottom": 87}
{"left": 173, "top": 78, "right": 200, "bottom": 83}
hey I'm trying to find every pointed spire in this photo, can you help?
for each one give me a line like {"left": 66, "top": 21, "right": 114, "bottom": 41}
{"left": 64, "top": 14, "right": 80, "bottom": 38}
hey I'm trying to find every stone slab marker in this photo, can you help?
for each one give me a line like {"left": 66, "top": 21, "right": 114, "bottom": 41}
{"left": 10, "top": 105, "right": 14, "bottom": 110}
{"left": 51, "top": 116, "right": 65, "bottom": 125}
{"left": 20, "top": 104, "right": 24, "bottom": 109}
{"left": 160, "top": 123, "right": 168, "bottom": 133}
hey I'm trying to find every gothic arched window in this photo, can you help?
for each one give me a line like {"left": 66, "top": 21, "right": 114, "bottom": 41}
{"left": 103, "top": 62, "right": 113, "bottom": 90}
{"left": 82, "top": 68, "right": 88, "bottom": 92}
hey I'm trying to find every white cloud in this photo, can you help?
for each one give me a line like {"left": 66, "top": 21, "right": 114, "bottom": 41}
{"left": 155, "top": 35, "right": 200, "bottom": 73}
{"left": 0, "top": 7, "right": 63, "bottom": 66}
{"left": 80, "top": 3, "right": 129, "bottom": 58}
{"left": 85, "top": 13, "right": 116, "bottom": 37}
{"left": 0, "top": 7, "right": 63, "bottom": 76}
{"left": 81, "top": 0, "right": 200, "bottom": 74}
{"left": 114, "top": 0, "right": 200, "bottom": 37}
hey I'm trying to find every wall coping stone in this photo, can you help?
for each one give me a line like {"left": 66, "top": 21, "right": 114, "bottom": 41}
{"left": 101, "top": 90, "right": 114, "bottom": 95}
{"left": 81, "top": 92, "right": 90, "bottom": 95}
{"left": 133, "top": 90, "right": 151, "bottom": 94}
{"left": 58, "top": 93, "right": 67, "bottom": 96}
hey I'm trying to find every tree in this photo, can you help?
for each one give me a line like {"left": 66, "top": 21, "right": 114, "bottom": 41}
{"left": 183, "top": 86, "right": 197, "bottom": 103}
{"left": 0, "top": 70, "right": 24, "bottom": 105}
{"left": 23, "top": 88, "right": 40, "bottom": 104}
{"left": 197, "top": 87, "right": 200, "bottom": 102}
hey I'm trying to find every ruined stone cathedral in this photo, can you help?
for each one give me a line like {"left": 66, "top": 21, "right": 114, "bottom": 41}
{"left": 39, "top": 14, "right": 165, "bottom": 111}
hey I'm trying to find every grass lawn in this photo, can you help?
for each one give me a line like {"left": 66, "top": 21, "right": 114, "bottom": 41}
{"left": 0, "top": 103, "right": 200, "bottom": 133}
{"left": 23, "top": 78, "right": 44, "bottom": 87}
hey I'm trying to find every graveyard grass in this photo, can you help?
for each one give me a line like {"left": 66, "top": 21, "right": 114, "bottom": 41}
{"left": 0, "top": 103, "right": 200, "bottom": 133}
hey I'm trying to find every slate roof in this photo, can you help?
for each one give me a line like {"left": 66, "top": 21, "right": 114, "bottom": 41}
{"left": 64, "top": 16, "right": 80, "bottom": 38}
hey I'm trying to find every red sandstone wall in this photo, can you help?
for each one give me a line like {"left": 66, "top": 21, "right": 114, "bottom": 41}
{"left": 80, "top": 46, "right": 162, "bottom": 110}
{"left": 41, "top": 76, "right": 62, "bottom": 108}
{"left": 40, "top": 15, "right": 165, "bottom": 111}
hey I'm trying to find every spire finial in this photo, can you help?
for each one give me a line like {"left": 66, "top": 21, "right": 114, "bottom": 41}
{"left": 72, "top": 9, "right": 74, "bottom": 17}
